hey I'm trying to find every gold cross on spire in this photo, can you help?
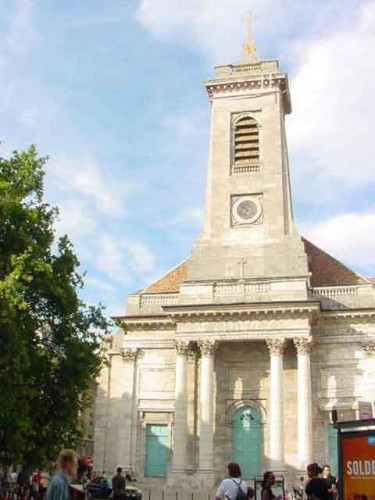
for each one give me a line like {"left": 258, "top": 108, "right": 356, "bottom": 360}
{"left": 242, "top": 12, "right": 258, "bottom": 61}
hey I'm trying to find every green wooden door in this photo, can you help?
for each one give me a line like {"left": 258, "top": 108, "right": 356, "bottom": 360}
{"left": 328, "top": 424, "right": 338, "bottom": 476}
{"left": 232, "top": 406, "right": 261, "bottom": 479}
{"left": 145, "top": 424, "right": 169, "bottom": 477}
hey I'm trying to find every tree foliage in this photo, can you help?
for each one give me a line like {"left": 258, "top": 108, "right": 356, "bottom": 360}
{"left": 0, "top": 146, "right": 108, "bottom": 467}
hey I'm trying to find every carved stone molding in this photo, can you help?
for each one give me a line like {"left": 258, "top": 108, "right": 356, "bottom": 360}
{"left": 206, "top": 77, "right": 287, "bottom": 99}
{"left": 362, "top": 342, "right": 375, "bottom": 355}
{"left": 294, "top": 337, "right": 312, "bottom": 355}
{"left": 266, "top": 338, "right": 285, "bottom": 355}
{"left": 121, "top": 348, "right": 138, "bottom": 361}
{"left": 198, "top": 340, "right": 217, "bottom": 356}
{"left": 175, "top": 340, "right": 190, "bottom": 355}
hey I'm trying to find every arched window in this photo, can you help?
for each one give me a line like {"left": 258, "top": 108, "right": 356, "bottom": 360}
{"left": 233, "top": 116, "right": 260, "bottom": 172}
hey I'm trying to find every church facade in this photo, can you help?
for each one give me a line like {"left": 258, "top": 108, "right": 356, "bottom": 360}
{"left": 93, "top": 48, "right": 375, "bottom": 489}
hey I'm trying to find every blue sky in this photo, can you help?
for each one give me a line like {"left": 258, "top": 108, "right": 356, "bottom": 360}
{"left": 1, "top": 0, "right": 375, "bottom": 315}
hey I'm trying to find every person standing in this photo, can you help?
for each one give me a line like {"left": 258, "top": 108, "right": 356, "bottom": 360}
{"left": 215, "top": 462, "right": 248, "bottom": 500}
{"left": 322, "top": 465, "right": 337, "bottom": 500}
{"left": 111, "top": 467, "right": 126, "bottom": 500}
{"left": 305, "top": 463, "right": 328, "bottom": 500}
{"left": 46, "top": 450, "right": 78, "bottom": 500}
{"left": 31, "top": 469, "right": 42, "bottom": 500}
{"left": 17, "top": 466, "right": 30, "bottom": 500}
{"left": 260, "top": 471, "right": 281, "bottom": 500}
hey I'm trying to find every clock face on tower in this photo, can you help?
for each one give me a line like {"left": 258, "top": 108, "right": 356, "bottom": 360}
{"left": 232, "top": 195, "right": 262, "bottom": 225}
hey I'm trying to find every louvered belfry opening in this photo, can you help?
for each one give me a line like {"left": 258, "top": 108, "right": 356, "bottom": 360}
{"left": 234, "top": 116, "right": 259, "bottom": 165}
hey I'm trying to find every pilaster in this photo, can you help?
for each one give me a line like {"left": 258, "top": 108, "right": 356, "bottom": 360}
{"left": 169, "top": 341, "right": 189, "bottom": 481}
{"left": 117, "top": 348, "right": 138, "bottom": 469}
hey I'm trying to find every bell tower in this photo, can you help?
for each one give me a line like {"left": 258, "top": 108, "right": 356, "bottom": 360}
{"left": 187, "top": 20, "right": 308, "bottom": 282}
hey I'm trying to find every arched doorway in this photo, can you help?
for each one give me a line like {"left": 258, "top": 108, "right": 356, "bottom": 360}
{"left": 232, "top": 406, "right": 261, "bottom": 479}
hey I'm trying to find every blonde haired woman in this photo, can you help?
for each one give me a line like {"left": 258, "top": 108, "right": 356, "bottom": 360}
{"left": 47, "top": 450, "right": 78, "bottom": 500}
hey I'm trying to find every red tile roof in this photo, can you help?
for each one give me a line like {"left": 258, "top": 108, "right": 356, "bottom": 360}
{"left": 302, "top": 238, "right": 368, "bottom": 286}
{"left": 143, "top": 259, "right": 189, "bottom": 293}
{"left": 139, "top": 239, "right": 370, "bottom": 294}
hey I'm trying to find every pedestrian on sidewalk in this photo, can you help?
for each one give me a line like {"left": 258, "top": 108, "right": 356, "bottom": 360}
{"left": 305, "top": 463, "right": 328, "bottom": 500}
{"left": 46, "top": 450, "right": 78, "bottom": 500}
{"left": 215, "top": 462, "right": 250, "bottom": 500}
{"left": 260, "top": 471, "right": 281, "bottom": 500}
{"left": 112, "top": 467, "right": 126, "bottom": 500}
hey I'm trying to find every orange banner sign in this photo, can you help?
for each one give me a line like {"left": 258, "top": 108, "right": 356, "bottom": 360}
{"left": 342, "top": 433, "right": 375, "bottom": 499}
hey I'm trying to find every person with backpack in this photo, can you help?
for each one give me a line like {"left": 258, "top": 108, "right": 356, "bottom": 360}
{"left": 260, "top": 471, "right": 282, "bottom": 500}
{"left": 215, "top": 462, "right": 249, "bottom": 500}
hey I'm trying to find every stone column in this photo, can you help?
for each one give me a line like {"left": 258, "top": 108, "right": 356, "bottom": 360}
{"left": 198, "top": 340, "right": 216, "bottom": 479}
{"left": 93, "top": 334, "right": 112, "bottom": 473}
{"left": 266, "top": 338, "right": 286, "bottom": 469}
{"left": 117, "top": 348, "right": 138, "bottom": 469}
{"left": 294, "top": 337, "right": 313, "bottom": 468}
{"left": 171, "top": 341, "right": 189, "bottom": 472}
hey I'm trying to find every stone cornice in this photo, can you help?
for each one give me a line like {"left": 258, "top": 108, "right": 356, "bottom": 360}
{"left": 123, "top": 339, "right": 176, "bottom": 349}
{"left": 181, "top": 275, "right": 310, "bottom": 287}
{"left": 164, "top": 301, "right": 320, "bottom": 321}
{"left": 115, "top": 314, "right": 174, "bottom": 331}
{"left": 205, "top": 74, "right": 291, "bottom": 113}
{"left": 175, "top": 328, "right": 310, "bottom": 343}
{"left": 321, "top": 309, "right": 375, "bottom": 320}
{"left": 116, "top": 301, "right": 322, "bottom": 331}
{"left": 313, "top": 335, "right": 371, "bottom": 345}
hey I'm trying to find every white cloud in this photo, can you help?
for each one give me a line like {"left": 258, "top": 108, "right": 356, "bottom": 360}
{"left": 5, "top": 0, "right": 37, "bottom": 55}
{"left": 84, "top": 276, "right": 116, "bottom": 293}
{"left": 95, "top": 234, "right": 157, "bottom": 285}
{"left": 165, "top": 206, "right": 203, "bottom": 227}
{"left": 301, "top": 211, "right": 375, "bottom": 275}
{"left": 137, "top": 0, "right": 263, "bottom": 62}
{"left": 136, "top": 0, "right": 358, "bottom": 64}
{"left": 287, "top": 2, "right": 375, "bottom": 190}
{"left": 54, "top": 199, "right": 98, "bottom": 239}
{"left": 163, "top": 109, "right": 207, "bottom": 142}
{"left": 48, "top": 155, "right": 133, "bottom": 217}
{"left": 127, "top": 243, "right": 156, "bottom": 274}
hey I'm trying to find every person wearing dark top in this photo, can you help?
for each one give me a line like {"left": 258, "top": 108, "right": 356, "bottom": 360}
{"left": 305, "top": 463, "right": 329, "bottom": 500}
{"left": 112, "top": 468, "right": 126, "bottom": 500}
{"left": 17, "top": 466, "right": 30, "bottom": 500}
{"left": 322, "top": 465, "right": 337, "bottom": 500}
{"left": 260, "top": 471, "right": 281, "bottom": 500}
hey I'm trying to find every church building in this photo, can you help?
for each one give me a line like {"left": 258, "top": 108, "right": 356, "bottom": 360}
{"left": 93, "top": 32, "right": 375, "bottom": 490}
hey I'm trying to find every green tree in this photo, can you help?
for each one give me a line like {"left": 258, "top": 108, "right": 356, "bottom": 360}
{"left": 0, "top": 146, "right": 108, "bottom": 467}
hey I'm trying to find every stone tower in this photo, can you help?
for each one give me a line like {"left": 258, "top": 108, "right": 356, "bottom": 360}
{"left": 188, "top": 56, "right": 309, "bottom": 285}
